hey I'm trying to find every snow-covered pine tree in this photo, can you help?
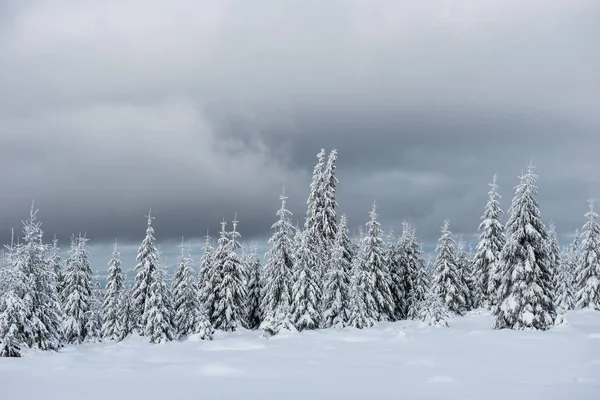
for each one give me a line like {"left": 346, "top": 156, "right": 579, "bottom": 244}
{"left": 208, "top": 221, "right": 229, "bottom": 327}
{"left": 473, "top": 174, "right": 505, "bottom": 309}
{"left": 420, "top": 288, "right": 449, "bottom": 328}
{"left": 401, "top": 223, "right": 429, "bottom": 320}
{"left": 213, "top": 217, "right": 247, "bottom": 331}
{"left": 387, "top": 228, "right": 405, "bottom": 321}
{"left": 86, "top": 270, "right": 103, "bottom": 342}
{"left": 321, "top": 215, "right": 351, "bottom": 328}
{"left": 49, "top": 235, "right": 65, "bottom": 299}
{"left": 132, "top": 211, "right": 161, "bottom": 333}
{"left": 291, "top": 229, "right": 322, "bottom": 331}
{"left": 576, "top": 196, "right": 600, "bottom": 310}
{"left": 172, "top": 238, "right": 202, "bottom": 337}
{"left": 102, "top": 241, "right": 124, "bottom": 341}
{"left": 244, "top": 244, "right": 262, "bottom": 329}
{"left": 13, "top": 204, "right": 64, "bottom": 350}
{"left": 62, "top": 234, "right": 93, "bottom": 344}
{"left": 347, "top": 242, "right": 376, "bottom": 329}
{"left": 0, "top": 245, "right": 27, "bottom": 357}
{"left": 321, "top": 149, "right": 339, "bottom": 251}
{"left": 555, "top": 248, "right": 575, "bottom": 313}
{"left": 493, "top": 163, "right": 555, "bottom": 330}
{"left": 434, "top": 220, "right": 468, "bottom": 315}
{"left": 456, "top": 237, "right": 474, "bottom": 311}
{"left": 362, "top": 201, "right": 394, "bottom": 321}
{"left": 117, "top": 272, "right": 134, "bottom": 340}
{"left": 144, "top": 255, "right": 174, "bottom": 343}
{"left": 260, "top": 190, "right": 296, "bottom": 336}
{"left": 198, "top": 232, "right": 216, "bottom": 323}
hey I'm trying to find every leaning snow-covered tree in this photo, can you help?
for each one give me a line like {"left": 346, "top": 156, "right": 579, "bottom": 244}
{"left": 576, "top": 196, "right": 600, "bottom": 310}
{"left": 473, "top": 174, "right": 505, "bottom": 309}
{"left": 62, "top": 234, "right": 94, "bottom": 344}
{"left": 493, "top": 163, "right": 555, "bottom": 330}
{"left": 132, "top": 211, "right": 161, "bottom": 333}
{"left": 213, "top": 217, "right": 247, "bottom": 331}
{"left": 172, "top": 238, "right": 203, "bottom": 337}
{"left": 260, "top": 190, "right": 296, "bottom": 336}
{"left": 433, "top": 220, "right": 468, "bottom": 315}
{"left": 243, "top": 244, "right": 262, "bottom": 329}
{"left": 144, "top": 256, "right": 174, "bottom": 344}
{"left": 102, "top": 241, "right": 125, "bottom": 341}
{"left": 321, "top": 215, "right": 352, "bottom": 329}
{"left": 291, "top": 229, "right": 322, "bottom": 331}
{"left": 13, "top": 204, "right": 64, "bottom": 350}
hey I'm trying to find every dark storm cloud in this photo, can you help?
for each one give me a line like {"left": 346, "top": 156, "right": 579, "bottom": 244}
{"left": 0, "top": 0, "right": 599, "bottom": 255}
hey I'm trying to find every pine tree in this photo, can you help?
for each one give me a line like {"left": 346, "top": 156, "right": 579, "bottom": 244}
{"left": 362, "top": 202, "right": 394, "bottom": 321}
{"left": 198, "top": 232, "right": 216, "bottom": 323}
{"left": 576, "top": 196, "right": 600, "bottom": 310}
{"left": 434, "top": 220, "right": 468, "bottom": 314}
{"left": 322, "top": 215, "right": 351, "bottom": 328}
{"left": 144, "top": 257, "right": 174, "bottom": 343}
{"left": 420, "top": 288, "right": 449, "bottom": 328}
{"left": 13, "top": 205, "right": 64, "bottom": 350}
{"left": 244, "top": 245, "right": 262, "bottom": 329}
{"left": 102, "top": 241, "right": 124, "bottom": 341}
{"left": 62, "top": 234, "right": 93, "bottom": 344}
{"left": 473, "top": 174, "right": 505, "bottom": 309}
{"left": 213, "top": 217, "right": 247, "bottom": 331}
{"left": 172, "top": 238, "right": 203, "bottom": 337}
{"left": 260, "top": 190, "right": 295, "bottom": 336}
{"left": 132, "top": 211, "right": 160, "bottom": 333}
{"left": 493, "top": 163, "right": 555, "bottom": 330}
{"left": 291, "top": 230, "right": 322, "bottom": 331}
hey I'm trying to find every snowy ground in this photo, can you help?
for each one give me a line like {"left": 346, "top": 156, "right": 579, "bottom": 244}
{"left": 1, "top": 310, "right": 599, "bottom": 400}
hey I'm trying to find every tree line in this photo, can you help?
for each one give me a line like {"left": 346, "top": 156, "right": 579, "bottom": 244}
{"left": 1, "top": 150, "right": 599, "bottom": 357}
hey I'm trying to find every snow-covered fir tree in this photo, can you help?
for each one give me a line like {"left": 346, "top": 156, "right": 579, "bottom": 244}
{"left": 117, "top": 273, "right": 134, "bottom": 340}
{"left": 144, "top": 256, "right": 174, "bottom": 343}
{"left": 213, "top": 217, "right": 247, "bottom": 331}
{"left": 62, "top": 234, "right": 94, "bottom": 344}
{"left": 321, "top": 215, "right": 352, "bottom": 328}
{"left": 576, "top": 196, "right": 600, "bottom": 310}
{"left": 87, "top": 270, "right": 103, "bottom": 342}
{"left": 434, "top": 220, "right": 468, "bottom": 315}
{"left": 208, "top": 221, "right": 229, "bottom": 326}
{"left": 493, "top": 163, "right": 555, "bottom": 330}
{"left": 347, "top": 243, "right": 376, "bottom": 329}
{"left": 555, "top": 249, "right": 575, "bottom": 313}
{"left": 198, "top": 232, "right": 216, "bottom": 322}
{"left": 0, "top": 244, "right": 27, "bottom": 357}
{"left": 243, "top": 244, "right": 262, "bottom": 329}
{"left": 547, "top": 222, "right": 561, "bottom": 306}
{"left": 49, "top": 235, "right": 65, "bottom": 300}
{"left": 473, "top": 174, "right": 505, "bottom": 309}
{"left": 12, "top": 204, "right": 64, "bottom": 350}
{"left": 172, "top": 238, "right": 203, "bottom": 337}
{"left": 362, "top": 202, "right": 394, "bottom": 321}
{"left": 420, "top": 288, "right": 449, "bottom": 328}
{"left": 387, "top": 228, "right": 406, "bottom": 320}
{"left": 291, "top": 229, "right": 322, "bottom": 331}
{"left": 102, "top": 241, "right": 125, "bottom": 341}
{"left": 400, "top": 223, "right": 429, "bottom": 320}
{"left": 456, "top": 237, "right": 474, "bottom": 311}
{"left": 321, "top": 149, "right": 339, "bottom": 251}
{"left": 132, "top": 211, "right": 161, "bottom": 333}
{"left": 260, "top": 190, "right": 296, "bottom": 336}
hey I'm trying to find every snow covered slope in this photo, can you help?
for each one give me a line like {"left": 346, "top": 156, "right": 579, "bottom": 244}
{"left": 1, "top": 310, "right": 599, "bottom": 400}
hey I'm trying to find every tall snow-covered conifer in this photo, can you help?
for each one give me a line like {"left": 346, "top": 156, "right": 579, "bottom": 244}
{"left": 493, "top": 163, "right": 555, "bottom": 330}
{"left": 172, "top": 238, "right": 203, "bottom": 337}
{"left": 400, "top": 223, "right": 428, "bottom": 319}
{"left": 291, "top": 229, "right": 322, "bottom": 330}
{"left": 576, "top": 196, "right": 600, "bottom": 310}
{"left": 473, "top": 174, "right": 505, "bottom": 309}
{"left": 144, "top": 256, "right": 174, "bottom": 344}
{"left": 434, "top": 220, "right": 468, "bottom": 315}
{"left": 244, "top": 245, "right": 262, "bottom": 329}
{"left": 198, "top": 233, "right": 216, "bottom": 322}
{"left": 102, "top": 241, "right": 125, "bottom": 341}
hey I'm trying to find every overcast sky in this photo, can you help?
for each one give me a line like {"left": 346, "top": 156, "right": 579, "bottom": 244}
{"left": 1, "top": 0, "right": 599, "bottom": 270}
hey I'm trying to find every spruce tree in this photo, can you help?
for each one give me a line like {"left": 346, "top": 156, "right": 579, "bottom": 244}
{"left": 401, "top": 223, "right": 428, "bottom": 319}
{"left": 322, "top": 215, "right": 351, "bottom": 328}
{"left": 13, "top": 205, "right": 64, "bottom": 350}
{"left": 0, "top": 253, "right": 27, "bottom": 357}
{"left": 198, "top": 233, "right": 216, "bottom": 322}
{"left": 420, "top": 288, "right": 449, "bottom": 327}
{"left": 555, "top": 249, "right": 575, "bottom": 313}
{"left": 456, "top": 237, "right": 474, "bottom": 311}
{"left": 547, "top": 222, "right": 561, "bottom": 306}
{"left": 321, "top": 149, "right": 339, "bottom": 249}
{"left": 144, "top": 255, "right": 174, "bottom": 343}
{"left": 172, "top": 238, "right": 203, "bottom": 337}
{"left": 304, "top": 149, "right": 327, "bottom": 291}
{"left": 117, "top": 274, "right": 133, "bottom": 340}
{"left": 260, "top": 190, "right": 295, "bottom": 336}
{"left": 434, "top": 220, "right": 468, "bottom": 314}
{"left": 348, "top": 242, "right": 376, "bottom": 329}
{"left": 213, "top": 217, "right": 247, "bottom": 331}
{"left": 291, "top": 230, "right": 322, "bottom": 331}
{"left": 387, "top": 228, "right": 405, "bottom": 320}
{"left": 62, "top": 234, "right": 93, "bottom": 344}
{"left": 102, "top": 241, "right": 125, "bottom": 341}
{"left": 87, "top": 270, "right": 103, "bottom": 342}
{"left": 473, "top": 174, "right": 505, "bottom": 309}
{"left": 576, "top": 197, "right": 600, "bottom": 310}
{"left": 244, "top": 245, "right": 262, "bottom": 329}
{"left": 49, "top": 235, "right": 65, "bottom": 300}
{"left": 493, "top": 163, "right": 555, "bottom": 330}
{"left": 132, "top": 211, "right": 161, "bottom": 333}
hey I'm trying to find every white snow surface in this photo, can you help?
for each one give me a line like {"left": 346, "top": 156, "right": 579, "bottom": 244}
{"left": 2, "top": 310, "right": 599, "bottom": 400}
